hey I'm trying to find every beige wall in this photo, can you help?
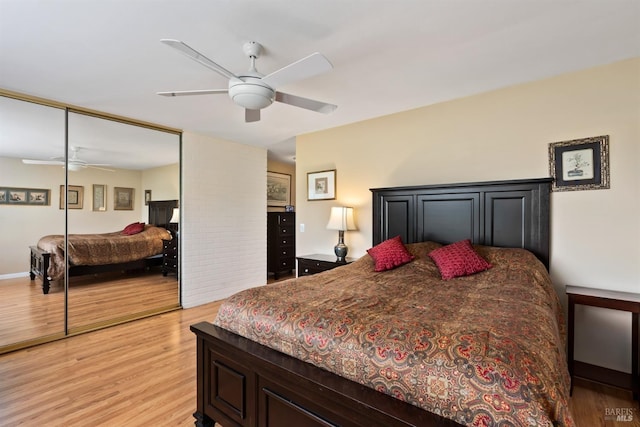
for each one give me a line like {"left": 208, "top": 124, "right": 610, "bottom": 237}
{"left": 296, "top": 58, "right": 640, "bottom": 372}
{"left": 267, "top": 159, "right": 296, "bottom": 212}
{"left": 140, "top": 163, "right": 180, "bottom": 223}
{"left": 181, "top": 132, "right": 267, "bottom": 308}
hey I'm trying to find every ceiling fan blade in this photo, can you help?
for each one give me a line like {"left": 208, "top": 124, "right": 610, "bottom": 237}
{"left": 157, "top": 89, "right": 228, "bottom": 97}
{"left": 262, "top": 52, "right": 332, "bottom": 89}
{"left": 160, "top": 39, "right": 240, "bottom": 81}
{"left": 87, "top": 165, "right": 115, "bottom": 172}
{"left": 245, "top": 109, "right": 260, "bottom": 123}
{"left": 275, "top": 92, "right": 337, "bottom": 114}
{"left": 22, "top": 159, "right": 64, "bottom": 165}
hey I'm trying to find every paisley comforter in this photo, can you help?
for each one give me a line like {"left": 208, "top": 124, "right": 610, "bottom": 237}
{"left": 214, "top": 241, "right": 574, "bottom": 426}
{"left": 37, "top": 225, "right": 171, "bottom": 280}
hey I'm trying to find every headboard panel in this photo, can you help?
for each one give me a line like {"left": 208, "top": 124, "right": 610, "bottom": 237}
{"left": 371, "top": 178, "right": 551, "bottom": 269}
{"left": 148, "top": 199, "right": 179, "bottom": 228}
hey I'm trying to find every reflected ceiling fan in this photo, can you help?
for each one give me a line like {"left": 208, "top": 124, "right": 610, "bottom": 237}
{"left": 158, "top": 39, "right": 337, "bottom": 122}
{"left": 22, "top": 146, "right": 114, "bottom": 172}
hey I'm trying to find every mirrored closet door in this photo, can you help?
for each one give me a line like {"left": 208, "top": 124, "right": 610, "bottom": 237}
{"left": 0, "top": 95, "right": 66, "bottom": 349}
{"left": 0, "top": 92, "right": 181, "bottom": 352}
{"left": 66, "top": 111, "right": 181, "bottom": 333}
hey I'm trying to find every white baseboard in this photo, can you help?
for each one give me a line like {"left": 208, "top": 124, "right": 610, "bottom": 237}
{"left": 0, "top": 272, "right": 30, "bottom": 281}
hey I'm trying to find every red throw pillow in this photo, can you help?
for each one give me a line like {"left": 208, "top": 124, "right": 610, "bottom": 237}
{"left": 428, "top": 239, "right": 492, "bottom": 280}
{"left": 122, "top": 222, "right": 145, "bottom": 235}
{"left": 367, "top": 236, "right": 415, "bottom": 272}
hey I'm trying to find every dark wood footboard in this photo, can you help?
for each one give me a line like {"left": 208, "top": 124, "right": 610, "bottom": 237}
{"left": 190, "top": 322, "right": 461, "bottom": 427}
{"left": 29, "top": 245, "right": 51, "bottom": 294}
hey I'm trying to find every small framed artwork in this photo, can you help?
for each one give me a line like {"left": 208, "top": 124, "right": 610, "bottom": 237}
{"left": 114, "top": 187, "right": 135, "bottom": 210}
{"left": 307, "top": 169, "right": 336, "bottom": 201}
{"left": 267, "top": 171, "right": 291, "bottom": 207}
{"left": 60, "top": 185, "right": 84, "bottom": 209}
{"left": 6, "top": 189, "right": 27, "bottom": 205}
{"left": 549, "top": 135, "right": 610, "bottom": 192}
{"left": 28, "top": 189, "right": 50, "bottom": 205}
{"left": 0, "top": 187, "right": 50, "bottom": 205}
{"left": 144, "top": 189, "right": 152, "bottom": 206}
{"left": 93, "top": 184, "right": 107, "bottom": 211}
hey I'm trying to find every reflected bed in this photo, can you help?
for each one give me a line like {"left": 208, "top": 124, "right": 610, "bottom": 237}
{"left": 29, "top": 199, "right": 177, "bottom": 294}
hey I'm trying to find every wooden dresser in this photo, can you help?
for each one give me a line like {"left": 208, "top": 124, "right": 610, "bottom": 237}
{"left": 267, "top": 212, "right": 295, "bottom": 279}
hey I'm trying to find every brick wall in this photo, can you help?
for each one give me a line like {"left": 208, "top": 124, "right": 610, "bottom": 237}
{"left": 181, "top": 132, "right": 267, "bottom": 308}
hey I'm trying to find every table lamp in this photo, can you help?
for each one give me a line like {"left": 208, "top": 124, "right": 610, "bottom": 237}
{"left": 326, "top": 206, "right": 357, "bottom": 262}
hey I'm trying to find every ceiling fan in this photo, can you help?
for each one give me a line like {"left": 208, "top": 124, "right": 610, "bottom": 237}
{"left": 22, "top": 146, "right": 114, "bottom": 172}
{"left": 158, "top": 39, "right": 337, "bottom": 122}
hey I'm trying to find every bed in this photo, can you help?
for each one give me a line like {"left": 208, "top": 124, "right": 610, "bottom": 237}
{"left": 190, "top": 178, "right": 573, "bottom": 427}
{"left": 29, "top": 199, "right": 177, "bottom": 294}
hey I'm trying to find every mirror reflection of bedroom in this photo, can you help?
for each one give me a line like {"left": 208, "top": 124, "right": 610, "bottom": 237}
{"left": 0, "top": 93, "right": 181, "bottom": 352}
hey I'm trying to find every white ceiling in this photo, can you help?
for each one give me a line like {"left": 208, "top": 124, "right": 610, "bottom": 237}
{"left": 1, "top": 0, "right": 639, "bottom": 166}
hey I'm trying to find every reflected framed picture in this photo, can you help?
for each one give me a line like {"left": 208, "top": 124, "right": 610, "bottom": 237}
{"left": 60, "top": 185, "right": 84, "bottom": 209}
{"left": 93, "top": 184, "right": 107, "bottom": 211}
{"left": 307, "top": 169, "right": 336, "bottom": 201}
{"left": 0, "top": 187, "right": 50, "bottom": 205}
{"left": 549, "top": 135, "right": 610, "bottom": 192}
{"left": 114, "top": 187, "right": 134, "bottom": 210}
{"left": 267, "top": 171, "right": 291, "bottom": 207}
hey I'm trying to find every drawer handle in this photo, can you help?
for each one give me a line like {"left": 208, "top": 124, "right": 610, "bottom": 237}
{"left": 304, "top": 268, "right": 309, "bottom": 273}
{"left": 282, "top": 240, "right": 287, "bottom": 244}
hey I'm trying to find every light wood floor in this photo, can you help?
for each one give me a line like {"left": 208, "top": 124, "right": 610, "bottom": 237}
{"left": 0, "top": 295, "right": 638, "bottom": 426}
{"left": 0, "top": 269, "right": 179, "bottom": 348}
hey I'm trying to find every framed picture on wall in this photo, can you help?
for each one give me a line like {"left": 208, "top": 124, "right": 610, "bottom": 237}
{"left": 0, "top": 187, "right": 50, "bottom": 205}
{"left": 114, "top": 187, "right": 134, "bottom": 210}
{"left": 60, "top": 185, "right": 84, "bottom": 209}
{"left": 93, "top": 184, "right": 107, "bottom": 211}
{"left": 28, "top": 189, "right": 50, "bottom": 205}
{"left": 307, "top": 169, "right": 336, "bottom": 201}
{"left": 144, "top": 189, "right": 152, "bottom": 205}
{"left": 549, "top": 135, "right": 610, "bottom": 192}
{"left": 267, "top": 171, "right": 291, "bottom": 207}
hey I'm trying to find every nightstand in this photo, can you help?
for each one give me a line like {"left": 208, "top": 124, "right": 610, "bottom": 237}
{"left": 566, "top": 285, "right": 639, "bottom": 400}
{"left": 296, "top": 254, "right": 356, "bottom": 277}
{"left": 162, "top": 232, "right": 178, "bottom": 277}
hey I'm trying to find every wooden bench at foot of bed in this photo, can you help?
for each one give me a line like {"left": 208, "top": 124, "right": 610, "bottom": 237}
{"left": 29, "top": 245, "right": 163, "bottom": 295}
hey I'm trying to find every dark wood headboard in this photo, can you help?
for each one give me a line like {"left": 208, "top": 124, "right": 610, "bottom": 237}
{"left": 148, "top": 199, "right": 178, "bottom": 228}
{"left": 371, "top": 178, "right": 552, "bottom": 269}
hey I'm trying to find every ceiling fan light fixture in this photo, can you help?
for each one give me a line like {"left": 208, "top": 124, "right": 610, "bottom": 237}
{"left": 228, "top": 79, "right": 274, "bottom": 110}
{"left": 66, "top": 162, "right": 83, "bottom": 171}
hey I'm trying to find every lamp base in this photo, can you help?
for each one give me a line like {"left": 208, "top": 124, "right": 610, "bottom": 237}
{"left": 334, "top": 230, "right": 348, "bottom": 262}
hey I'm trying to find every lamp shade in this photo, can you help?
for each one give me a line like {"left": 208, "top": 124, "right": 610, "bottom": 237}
{"left": 169, "top": 207, "right": 180, "bottom": 224}
{"left": 326, "top": 207, "right": 356, "bottom": 231}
